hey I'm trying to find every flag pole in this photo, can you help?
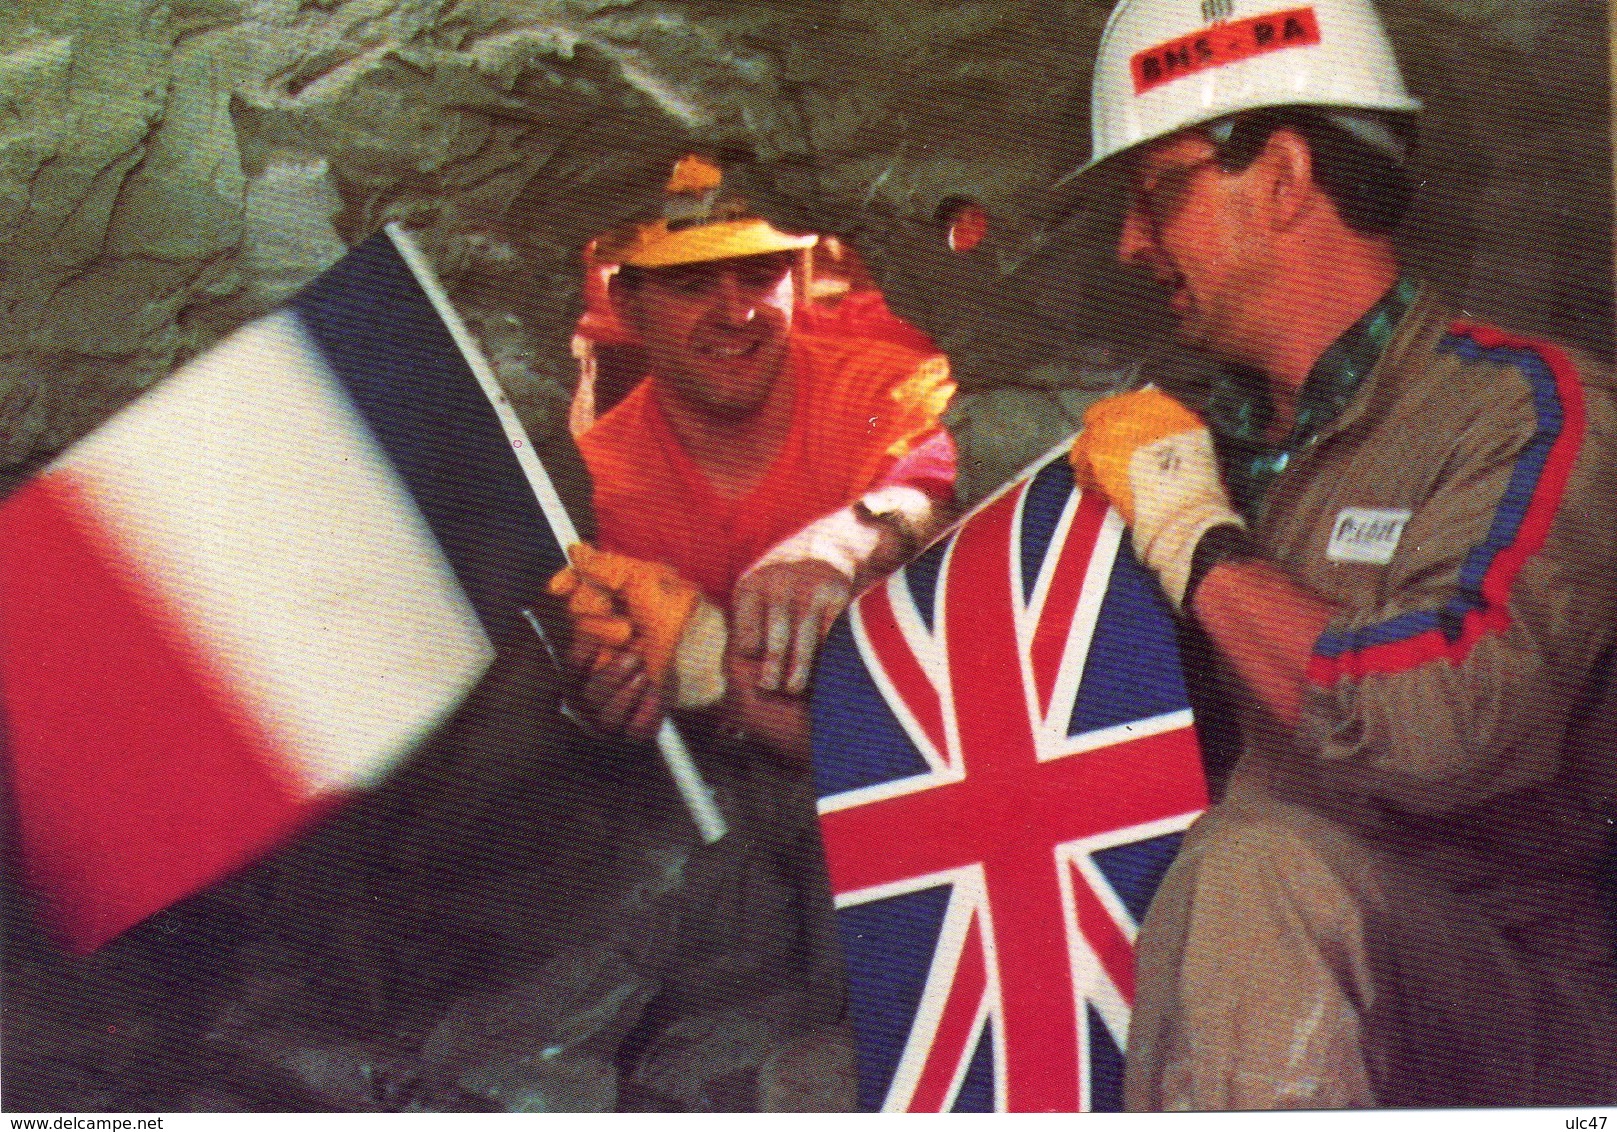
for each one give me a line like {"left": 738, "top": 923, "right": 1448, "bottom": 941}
{"left": 385, "top": 222, "right": 727, "bottom": 844}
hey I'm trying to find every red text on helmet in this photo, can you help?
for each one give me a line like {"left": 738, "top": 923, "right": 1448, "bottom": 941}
{"left": 1132, "top": 7, "right": 1321, "bottom": 95}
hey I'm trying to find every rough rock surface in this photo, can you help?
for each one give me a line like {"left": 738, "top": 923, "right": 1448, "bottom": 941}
{"left": 0, "top": 0, "right": 1608, "bottom": 492}
{"left": 1, "top": 0, "right": 1609, "bottom": 1112}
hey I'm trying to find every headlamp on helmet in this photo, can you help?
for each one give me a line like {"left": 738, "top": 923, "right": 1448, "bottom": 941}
{"left": 598, "top": 155, "right": 818, "bottom": 270}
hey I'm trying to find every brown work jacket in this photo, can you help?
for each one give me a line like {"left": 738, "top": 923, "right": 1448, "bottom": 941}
{"left": 1202, "top": 293, "right": 1617, "bottom": 1103}
{"left": 1227, "top": 294, "right": 1616, "bottom": 873}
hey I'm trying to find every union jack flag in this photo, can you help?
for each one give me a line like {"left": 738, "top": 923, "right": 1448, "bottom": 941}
{"left": 811, "top": 447, "right": 1209, "bottom": 1112}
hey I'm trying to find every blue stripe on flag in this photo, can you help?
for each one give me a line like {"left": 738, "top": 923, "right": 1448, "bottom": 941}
{"left": 839, "top": 884, "right": 954, "bottom": 1112}
{"left": 1093, "top": 831, "right": 1187, "bottom": 926}
{"left": 1020, "top": 458, "right": 1076, "bottom": 602}
{"left": 903, "top": 539, "right": 945, "bottom": 632}
{"left": 287, "top": 233, "right": 567, "bottom": 644}
{"left": 953, "top": 1023, "right": 996, "bottom": 1111}
{"left": 1087, "top": 1003, "right": 1125, "bottom": 1112}
{"left": 1069, "top": 548, "right": 1188, "bottom": 735}
{"left": 812, "top": 616, "right": 933, "bottom": 797}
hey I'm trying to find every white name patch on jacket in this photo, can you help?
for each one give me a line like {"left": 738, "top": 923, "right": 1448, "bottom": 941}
{"left": 1327, "top": 507, "right": 1413, "bottom": 565}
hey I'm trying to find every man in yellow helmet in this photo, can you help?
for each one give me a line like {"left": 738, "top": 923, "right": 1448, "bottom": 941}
{"left": 1064, "top": 0, "right": 1617, "bottom": 1109}
{"left": 560, "top": 155, "right": 955, "bottom": 733}
{"left": 541, "top": 157, "right": 956, "bottom": 1110}
{"left": 518, "top": 154, "right": 962, "bottom": 1110}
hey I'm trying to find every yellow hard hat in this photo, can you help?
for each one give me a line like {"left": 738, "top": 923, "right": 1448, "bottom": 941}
{"left": 598, "top": 155, "right": 817, "bottom": 269}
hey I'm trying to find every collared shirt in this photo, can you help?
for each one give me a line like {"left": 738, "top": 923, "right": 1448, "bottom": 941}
{"left": 1202, "top": 277, "right": 1420, "bottom": 523}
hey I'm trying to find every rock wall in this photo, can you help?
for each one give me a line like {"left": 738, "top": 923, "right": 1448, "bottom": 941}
{"left": 0, "top": 0, "right": 1609, "bottom": 497}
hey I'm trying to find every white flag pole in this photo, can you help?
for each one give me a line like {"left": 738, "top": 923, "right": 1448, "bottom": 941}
{"left": 386, "top": 222, "right": 727, "bottom": 844}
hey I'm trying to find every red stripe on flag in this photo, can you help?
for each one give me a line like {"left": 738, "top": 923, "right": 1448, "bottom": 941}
{"left": 1067, "top": 857, "right": 1136, "bottom": 1004}
{"left": 907, "top": 913, "right": 990, "bottom": 1111}
{"left": 1029, "top": 491, "right": 1108, "bottom": 717}
{"left": 0, "top": 474, "right": 326, "bottom": 953}
{"left": 944, "top": 488, "right": 1080, "bottom": 1112}
{"left": 857, "top": 581, "right": 949, "bottom": 757}
{"left": 821, "top": 778, "right": 983, "bottom": 892}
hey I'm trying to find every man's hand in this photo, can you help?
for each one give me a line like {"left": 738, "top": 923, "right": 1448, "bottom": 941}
{"left": 566, "top": 633, "right": 664, "bottom": 742}
{"left": 732, "top": 559, "right": 853, "bottom": 695}
{"left": 734, "top": 486, "right": 944, "bottom": 696}
{"left": 725, "top": 654, "right": 815, "bottom": 767}
{"left": 1069, "top": 387, "right": 1244, "bottom": 611}
{"left": 1071, "top": 390, "right": 1340, "bottom": 730}
{"left": 549, "top": 544, "right": 700, "bottom": 684}
{"left": 548, "top": 544, "right": 727, "bottom": 737}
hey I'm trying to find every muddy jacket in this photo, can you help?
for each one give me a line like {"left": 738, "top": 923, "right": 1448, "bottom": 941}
{"left": 1225, "top": 289, "right": 1617, "bottom": 927}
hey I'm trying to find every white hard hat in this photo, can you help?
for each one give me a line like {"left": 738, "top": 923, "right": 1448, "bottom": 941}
{"left": 1074, "top": 0, "right": 1420, "bottom": 178}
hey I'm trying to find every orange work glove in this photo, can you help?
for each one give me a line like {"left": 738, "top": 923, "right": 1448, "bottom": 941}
{"left": 548, "top": 544, "right": 726, "bottom": 707}
{"left": 547, "top": 566, "right": 633, "bottom": 651}
{"left": 1069, "top": 387, "right": 1244, "bottom": 611}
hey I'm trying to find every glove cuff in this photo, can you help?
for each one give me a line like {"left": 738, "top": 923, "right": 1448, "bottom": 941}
{"left": 671, "top": 596, "right": 728, "bottom": 710}
{"left": 1138, "top": 501, "right": 1246, "bottom": 613}
{"left": 1184, "top": 523, "right": 1256, "bottom": 611}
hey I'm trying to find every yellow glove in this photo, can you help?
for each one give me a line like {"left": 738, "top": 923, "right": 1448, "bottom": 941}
{"left": 1069, "top": 387, "right": 1204, "bottom": 522}
{"left": 1069, "top": 387, "right": 1244, "bottom": 611}
{"left": 547, "top": 567, "right": 634, "bottom": 657}
{"left": 547, "top": 544, "right": 727, "bottom": 707}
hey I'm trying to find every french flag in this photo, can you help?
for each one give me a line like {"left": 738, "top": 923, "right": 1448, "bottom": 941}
{"left": 0, "top": 226, "right": 575, "bottom": 954}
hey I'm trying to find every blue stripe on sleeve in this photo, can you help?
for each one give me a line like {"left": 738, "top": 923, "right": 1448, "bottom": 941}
{"left": 1313, "top": 333, "right": 1564, "bottom": 662}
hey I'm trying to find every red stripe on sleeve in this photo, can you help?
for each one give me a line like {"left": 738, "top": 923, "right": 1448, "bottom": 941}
{"left": 1307, "top": 323, "right": 1586, "bottom": 684}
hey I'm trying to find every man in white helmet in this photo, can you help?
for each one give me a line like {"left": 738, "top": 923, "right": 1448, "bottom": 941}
{"left": 1066, "top": 0, "right": 1617, "bottom": 1109}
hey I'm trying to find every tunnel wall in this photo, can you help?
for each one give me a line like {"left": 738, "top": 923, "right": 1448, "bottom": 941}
{"left": 0, "top": 0, "right": 1608, "bottom": 500}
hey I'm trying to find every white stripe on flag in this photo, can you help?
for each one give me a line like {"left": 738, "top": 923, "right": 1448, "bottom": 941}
{"left": 58, "top": 309, "right": 494, "bottom": 793}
